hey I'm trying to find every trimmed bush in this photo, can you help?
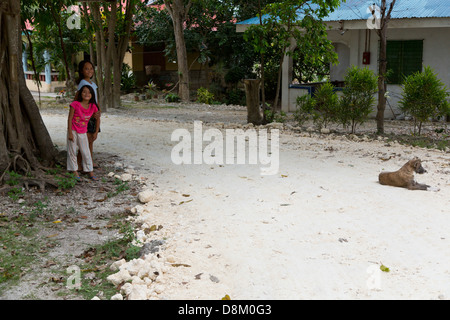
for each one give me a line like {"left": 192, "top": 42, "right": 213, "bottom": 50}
{"left": 339, "top": 66, "right": 378, "bottom": 133}
{"left": 312, "top": 82, "right": 339, "bottom": 129}
{"left": 294, "top": 82, "right": 339, "bottom": 129}
{"left": 294, "top": 94, "right": 316, "bottom": 127}
{"left": 399, "top": 66, "right": 450, "bottom": 135}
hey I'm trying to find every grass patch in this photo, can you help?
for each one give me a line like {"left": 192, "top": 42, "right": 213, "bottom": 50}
{"left": 385, "top": 133, "right": 449, "bottom": 151}
{"left": 56, "top": 214, "right": 141, "bottom": 300}
{"left": 0, "top": 213, "right": 45, "bottom": 292}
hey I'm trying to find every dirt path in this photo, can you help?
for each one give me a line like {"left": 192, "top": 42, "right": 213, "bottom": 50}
{"left": 35, "top": 102, "right": 450, "bottom": 300}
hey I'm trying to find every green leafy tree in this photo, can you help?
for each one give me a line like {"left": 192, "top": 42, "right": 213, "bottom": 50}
{"left": 244, "top": 0, "right": 342, "bottom": 111}
{"left": 81, "top": 0, "right": 138, "bottom": 110}
{"left": 1, "top": 0, "right": 58, "bottom": 179}
{"left": 134, "top": 0, "right": 263, "bottom": 101}
{"left": 22, "top": 0, "right": 87, "bottom": 95}
{"left": 399, "top": 66, "right": 450, "bottom": 135}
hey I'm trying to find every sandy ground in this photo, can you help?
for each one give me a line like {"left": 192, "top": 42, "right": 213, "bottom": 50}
{"left": 40, "top": 102, "right": 450, "bottom": 300}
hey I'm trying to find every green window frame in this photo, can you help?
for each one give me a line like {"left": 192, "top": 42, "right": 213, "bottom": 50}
{"left": 386, "top": 40, "right": 423, "bottom": 84}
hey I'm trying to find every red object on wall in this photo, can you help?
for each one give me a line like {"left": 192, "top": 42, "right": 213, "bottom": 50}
{"left": 363, "top": 52, "right": 371, "bottom": 65}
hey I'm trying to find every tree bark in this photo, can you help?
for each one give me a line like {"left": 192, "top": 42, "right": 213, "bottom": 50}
{"left": 376, "top": 0, "right": 396, "bottom": 134}
{"left": 244, "top": 79, "right": 263, "bottom": 125}
{"left": 272, "top": 53, "right": 284, "bottom": 111}
{"left": 164, "top": 0, "right": 192, "bottom": 102}
{"left": 0, "top": 0, "right": 57, "bottom": 174}
{"left": 85, "top": 1, "right": 135, "bottom": 110}
{"left": 88, "top": 2, "right": 116, "bottom": 111}
{"left": 376, "top": 24, "right": 388, "bottom": 134}
{"left": 258, "top": 0, "right": 266, "bottom": 115}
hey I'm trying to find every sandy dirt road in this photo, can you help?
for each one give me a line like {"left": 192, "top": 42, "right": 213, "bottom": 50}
{"left": 41, "top": 106, "right": 450, "bottom": 300}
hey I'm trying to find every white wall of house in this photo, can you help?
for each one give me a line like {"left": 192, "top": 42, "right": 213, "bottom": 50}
{"left": 282, "top": 20, "right": 450, "bottom": 118}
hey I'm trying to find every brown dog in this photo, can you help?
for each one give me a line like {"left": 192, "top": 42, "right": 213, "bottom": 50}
{"left": 378, "top": 157, "right": 430, "bottom": 190}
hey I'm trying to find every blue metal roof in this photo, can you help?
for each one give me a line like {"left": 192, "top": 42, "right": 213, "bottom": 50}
{"left": 237, "top": 0, "right": 450, "bottom": 25}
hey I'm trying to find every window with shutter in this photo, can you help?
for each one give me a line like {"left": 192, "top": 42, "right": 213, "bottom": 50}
{"left": 386, "top": 40, "right": 423, "bottom": 84}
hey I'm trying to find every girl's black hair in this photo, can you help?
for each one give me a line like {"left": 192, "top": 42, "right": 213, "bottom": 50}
{"left": 77, "top": 85, "right": 98, "bottom": 109}
{"left": 76, "top": 60, "right": 94, "bottom": 85}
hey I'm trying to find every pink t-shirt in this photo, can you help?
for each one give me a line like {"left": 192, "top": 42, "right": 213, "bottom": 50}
{"left": 70, "top": 101, "right": 98, "bottom": 134}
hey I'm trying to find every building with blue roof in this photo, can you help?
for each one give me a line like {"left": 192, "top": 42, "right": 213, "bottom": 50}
{"left": 236, "top": 0, "right": 450, "bottom": 117}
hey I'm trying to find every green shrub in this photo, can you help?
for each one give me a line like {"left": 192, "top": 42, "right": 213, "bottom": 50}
{"left": 293, "top": 94, "right": 316, "bottom": 127}
{"left": 399, "top": 66, "right": 450, "bottom": 135}
{"left": 226, "top": 88, "right": 246, "bottom": 106}
{"left": 339, "top": 66, "right": 378, "bottom": 133}
{"left": 311, "top": 82, "right": 339, "bottom": 129}
{"left": 264, "top": 109, "right": 287, "bottom": 123}
{"left": 225, "top": 67, "right": 246, "bottom": 85}
{"left": 196, "top": 87, "right": 215, "bottom": 104}
{"left": 293, "top": 82, "right": 339, "bottom": 129}
{"left": 120, "top": 63, "right": 136, "bottom": 93}
{"left": 164, "top": 93, "right": 181, "bottom": 103}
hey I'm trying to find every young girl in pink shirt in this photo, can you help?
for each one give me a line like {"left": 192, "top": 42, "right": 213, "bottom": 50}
{"left": 67, "top": 85, "right": 99, "bottom": 181}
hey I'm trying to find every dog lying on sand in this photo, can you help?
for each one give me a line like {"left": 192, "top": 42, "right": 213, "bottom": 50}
{"left": 378, "top": 157, "right": 431, "bottom": 190}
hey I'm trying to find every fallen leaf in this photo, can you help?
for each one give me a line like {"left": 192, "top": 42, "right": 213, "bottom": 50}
{"left": 195, "top": 273, "right": 203, "bottom": 280}
{"left": 94, "top": 196, "right": 108, "bottom": 202}
{"left": 52, "top": 220, "right": 62, "bottom": 224}
{"left": 171, "top": 263, "right": 191, "bottom": 268}
{"left": 222, "top": 294, "right": 231, "bottom": 300}
{"left": 50, "top": 276, "right": 64, "bottom": 283}
{"left": 83, "top": 225, "right": 100, "bottom": 230}
{"left": 43, "top": 260, "right": 57, "bottom": 268}
{"left": 380, "top": 265, "right": 390, "bottom": 272}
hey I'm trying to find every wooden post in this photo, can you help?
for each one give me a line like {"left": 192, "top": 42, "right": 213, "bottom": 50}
{"left": 244, "top": 79, "right": 263, "bottom": 125}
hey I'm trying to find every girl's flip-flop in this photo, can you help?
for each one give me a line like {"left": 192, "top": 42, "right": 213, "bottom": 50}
{"left": 90, "top": 176, "right": 99, "bottom": 181}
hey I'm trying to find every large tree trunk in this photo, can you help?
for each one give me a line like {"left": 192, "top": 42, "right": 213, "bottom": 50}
{"left": 164, "top": 0, "right": 192, "bottom": 102}
{"left": 86, "top": 1, "right": 135, "bottom": 110}
{"left": 244, "top": 79, "right": 263, "bottom": 125}
{"left": 376, "top": 24, "right": 388, "bottom": 134}
{"left": 89, "top": 2, "right": 116, "bottom": 112}
{"left": 376, "top": 0, "right": 396, "bottom": 134}
{"left": 0, "top": 0, "right": 57, "bottom": 175}
{"left": 112, "top": 0, "right": 135, "bottom": 108}
{"left": 272, "top": 53, "right": 284, "bottom": 111}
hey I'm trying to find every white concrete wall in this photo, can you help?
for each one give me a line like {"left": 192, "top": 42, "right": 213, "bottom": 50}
{"left": 25, "top": 78, "right": 66, "bottom": 93}
{"left": 282, "top": 25, "right": 450, "bottom": 118}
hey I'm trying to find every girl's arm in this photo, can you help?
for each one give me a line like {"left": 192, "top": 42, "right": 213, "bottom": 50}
{"left": 67, "top": 107, "right": 75, "bottom": 141}
{"left": 93, "top": 107, "right": 100, "bottom": 141}
{"left": 93, "top": 103, "right": 101, "bottom": 119}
